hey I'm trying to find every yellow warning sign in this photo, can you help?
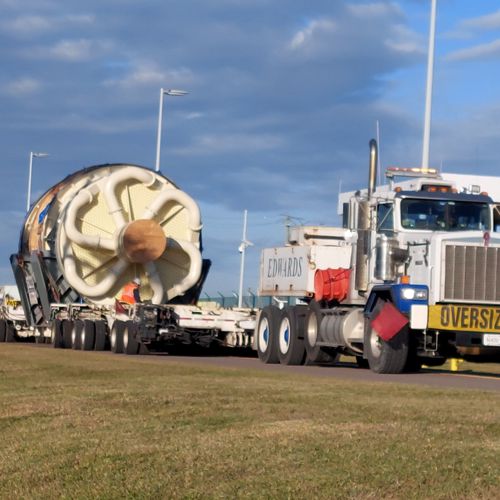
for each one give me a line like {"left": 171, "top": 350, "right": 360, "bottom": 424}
{"left": 428, "top": 304, "right": 500, "bottom": 333}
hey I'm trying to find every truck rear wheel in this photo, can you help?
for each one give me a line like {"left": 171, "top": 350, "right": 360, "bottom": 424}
{"left": 51, "top": 320, "right": 63, "bottom": 348}
{"left": 256, "top": 305, "right": 280, "bottom": 364}
{"left": 110, "top": 320, "right": 126, "bottom": 354}
{"left": 94, "top": 321, "right": 107, "bottom": 351}
{"left": 123, "top": 321, "right": 139, "bottom": 355}
{"left": 304, "top": 301, "right": 339, "bottom": 365}
{"left": 364, "top": 306, "right": 409, "bottom": 374}
{"left": 71, "top": 320, "right": 83, "bottom": 349}
{"left": 278, "top": 306, "right": 306, "bottom": 365}
{"left": 81, "top": 320, "right": 95, "bottom": 351}
{"left": 0, "top": 320, "right": 6, "bottom": 342}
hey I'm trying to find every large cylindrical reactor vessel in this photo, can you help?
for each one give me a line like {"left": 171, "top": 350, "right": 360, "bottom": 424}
{"left": 11, "top": 164, "right": 210, "bottom": 327}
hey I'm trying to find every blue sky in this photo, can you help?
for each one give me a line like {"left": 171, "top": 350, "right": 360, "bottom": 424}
{"left": 1, "top": 0, "right": 500, "bottom": 296}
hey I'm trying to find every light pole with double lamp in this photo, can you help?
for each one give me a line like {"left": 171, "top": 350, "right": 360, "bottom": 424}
{"left": 155, "top": 88, "right": 188, "bottom": 172}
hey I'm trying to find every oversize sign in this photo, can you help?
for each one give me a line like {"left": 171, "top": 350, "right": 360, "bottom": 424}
{"left": 428, "top": 305, "right": 500, "bottom": 333}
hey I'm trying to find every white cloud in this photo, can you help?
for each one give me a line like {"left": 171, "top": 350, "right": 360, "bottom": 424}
{"left": 2, "top": 77, "right": 41, "bottom": 96}
{"left": 174, "top": 133, "right": 285, "bottom": 155}
{"left": 103, "top": 62, "right": 195, "bottom": 89}
{"left": 24, "top": 38, "right": 112, "bottom": 61}
{"left": 42, "top": 114, "right": 152, "bottom": 134}
{"left": 446, "top": 39, "right": 500, "bottom": 62}
{"left": 1, "top": 13, "right": 95, "bottom": 37}
{"left": 385, "top": 25, "right": 425, "bottom": 56}
{"left": 461, "top": 9, "right": 500, "bottom": 31}
{"left": 49, "top": 39, "right": 96, "bottom": 61}
{"left": 348, "top": 2, "right": 402, "bottom": 18}
{"left": 289, "top": 18, "right": 336, "bottom": 50}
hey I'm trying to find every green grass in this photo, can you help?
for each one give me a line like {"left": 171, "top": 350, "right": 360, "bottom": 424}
{"left": 0, "top": 345, "right": 499, "bottom": 499}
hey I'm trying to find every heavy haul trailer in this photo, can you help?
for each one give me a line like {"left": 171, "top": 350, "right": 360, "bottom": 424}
{"left": 10, "top": 163, "right": 255, "bottom": 353}
{"left": 255, "top": 140, "right": 500, "bottom": 373}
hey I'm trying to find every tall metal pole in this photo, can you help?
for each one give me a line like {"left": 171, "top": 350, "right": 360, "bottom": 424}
{"left": 238, "top": 209, "right": 248, "bottom": 308}
{"left": 154, "top": 88, "right": 188, "bottom": 173}
{"left": 155, "top": 88, "right": 165, "bottom": 172}
{"left": 422, "top": 0, "right": 437, "bottom": 170}
{"left": 27, "top": 152, "right": 34, "bottom": 212}
{"left": 26, "top": 152, "right": 48, "bottom": 212}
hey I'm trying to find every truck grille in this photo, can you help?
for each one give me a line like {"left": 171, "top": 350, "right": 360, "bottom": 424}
{"left": 443, "top": 244, "right": 500, "bottom": 302}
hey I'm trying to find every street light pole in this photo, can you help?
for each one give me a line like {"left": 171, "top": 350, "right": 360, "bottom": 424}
{"left": 27, "top": 152, "right": 49, "bottom": 212}
{"left": 422, "top": 0, "right": 437, "bottom": 170}
{"left": 238, "top": 209, "right": 253, "bottom": 308}
{"left": 155, "top": 88, "right": 188, "bottom": 172}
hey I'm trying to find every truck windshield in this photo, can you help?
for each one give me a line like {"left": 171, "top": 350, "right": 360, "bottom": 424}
{"left": 400, "top": 198, "right": 490, "bottom": 231}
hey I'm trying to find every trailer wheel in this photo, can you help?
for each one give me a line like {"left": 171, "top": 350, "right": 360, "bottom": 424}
{"left": 94, "top": 321, "right": 107, "bottom": 351}
{"left": 304, "top": 301, "right": 339, "bottom": 365}
{"left": 62, "top": 320, "right": 73, "bottom": 348}
{"left": 256, "top": 305, "right": 280, "bottom": 364}
{"left": 0, "top": 320, "right": 6, "bottom": 342}
{"left": 110, "top": 320, "right": 126, "bottom": 354}
{"left": 51, "top": 320, "right": 63, "bottom": 348}
{"left": 71, "top": 320, "right": 83, "bottom": 349}
{"left": 123, "top": 321, "right": 139, "bottom": 355}
{"left": 364, "top": 303, "right": 409, "bottom": 374}
{"left": 81, "top": 320, "right": 95, "bottom": 351}
{"left": 5, "top": 323, "right": 16, "bottom": 342}
{"left": 278, "top": 306, "right": 306, "bottom": 365}
{"left": 356, "top": 356, "right": 369, "bottom": 369}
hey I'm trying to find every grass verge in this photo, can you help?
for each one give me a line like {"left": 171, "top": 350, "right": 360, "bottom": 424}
{"left": 0, "top": 345, "right": 499, "bottom": 499}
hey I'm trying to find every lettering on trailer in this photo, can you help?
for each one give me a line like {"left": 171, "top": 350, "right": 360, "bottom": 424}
{"left": 428, "top": 305, "right": 500, "bottom": 333}
{"left": 266, "top": 257, "right": 304, "bottom": 279}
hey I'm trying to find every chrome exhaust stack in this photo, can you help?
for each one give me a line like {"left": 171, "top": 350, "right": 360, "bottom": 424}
{"left": 368, "top": 138, "right": 378, "bottom": 199}
{"left": 355, "top": 139, "right": 378, "bottom": 292}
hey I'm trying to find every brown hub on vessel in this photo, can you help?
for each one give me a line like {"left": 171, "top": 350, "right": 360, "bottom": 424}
{"left": 121, "top": 219, "right": 167, "bottom": 263}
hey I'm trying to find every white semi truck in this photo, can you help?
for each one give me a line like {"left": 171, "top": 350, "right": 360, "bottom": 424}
{"left": 0, "top": 285, "right": 32, "bottom": 342}
{"left": 255, "top": 140, "right": 500, "bottom": 373}
{"left": 9, "top": 164, "right": 255, "bottom": 352}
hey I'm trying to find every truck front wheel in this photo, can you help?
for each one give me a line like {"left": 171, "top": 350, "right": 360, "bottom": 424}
{"left": 256, "top": 305, "right": 280, "bottom": 364}
{"left": 364, "top": 313, "right": 409, "bottom": 374}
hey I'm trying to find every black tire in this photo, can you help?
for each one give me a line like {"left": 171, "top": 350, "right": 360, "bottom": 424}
{"left": 256, "top": 305, "right": 280, "bottom": 364}
{"left": 0, "top": 320, "right": 6, "bottom": 342}
{"left": 5, "top": 323, "right": 16, "bottom": 342}
{"left": 71, "top": 320, "right": 84, "bottom": 350}
{"left": 81, "top": 320, "right": 95, "bottom": 351}
{"left": 356, "top": 356, "right": 369, "bottom": 369}
{"left": 277, "top": 306, "right": 306, "bottom": 365}
{"left": 110, "top": 320, "right": 126, "bottom": 354}
{"left": 420, "top": 357, "right": 447, "bottom": 367}
{"left": 35, "top": 332, "right": 46, "bottom": 344}
{"left": 94, "top": 321, "right": 107, "bottom": 351}
{"left": 123, "top": 321, "right": 139, "bottom": 355}
{"left": 51, "top": 320, "right": 63, "bottom": 348}
{"left": 62, "top": 320, "right": 73, "bottom": 348}
{"left": 304, "top": 301, "right": 339, "bottom": 365}
{"left": 364, "top": 301, "right": 409, "bottom": 374}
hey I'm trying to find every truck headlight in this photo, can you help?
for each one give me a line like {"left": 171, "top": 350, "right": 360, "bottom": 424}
{"left": 400, "top": 287, "right": 428, "bottom": 300}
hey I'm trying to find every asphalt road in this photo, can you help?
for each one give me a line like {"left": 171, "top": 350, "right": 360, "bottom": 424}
{"left": 15, "top": 344, "right": 500, "bottom": 392}
{"left": 143, "top": 352, "right": 500, "bottom": 393}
